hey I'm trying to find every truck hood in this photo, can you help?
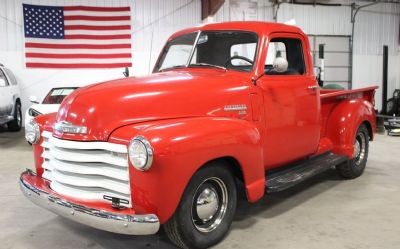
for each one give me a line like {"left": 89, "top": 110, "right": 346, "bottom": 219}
{"left": 55, "top": 70, "right": 251, "bottom": 141}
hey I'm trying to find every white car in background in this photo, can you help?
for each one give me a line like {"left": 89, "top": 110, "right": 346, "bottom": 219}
{"left": 25, "top": 87, "right": 78, "bottom": 127}
{"left": 0, "top": 63, "right": 22, "bottom": 131}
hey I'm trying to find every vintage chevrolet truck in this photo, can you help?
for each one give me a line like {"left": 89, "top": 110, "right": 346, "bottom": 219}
{"left": 21, "top": 22, "right": 377, "bottom": 249}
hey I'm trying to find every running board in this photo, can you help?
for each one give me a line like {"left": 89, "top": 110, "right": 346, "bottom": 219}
{"left": 266, "top": 153, "right": 348, "bottom": 193}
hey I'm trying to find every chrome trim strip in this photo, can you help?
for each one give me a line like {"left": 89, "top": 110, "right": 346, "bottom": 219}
{"left": 19, "top": 171, "right": 160, "bottom": 235}
{"left": 53, "top": 121, "right": 88, "bottom": 134}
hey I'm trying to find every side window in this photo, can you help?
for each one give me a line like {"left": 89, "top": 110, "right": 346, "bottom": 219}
{"left": 230, "top": 43, "right": 257, "bottom": 66}
{"left": 265, "top": 38, "right": 305, "bottom": 75}
{"left": 0, "top": 69, "right": 9, "bottom": 87}
{"left": 4, "top": 68, "right": 17, "bottom": 85}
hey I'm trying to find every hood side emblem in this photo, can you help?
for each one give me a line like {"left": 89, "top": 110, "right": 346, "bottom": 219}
{"left": 54, "top": 121, "right": 87, "bottom": 134}
{"left": 224, "top": 104, "right": 247, "bottom": 116}
{"left": 224, "top": 104, "right": 247, "bottom": 111}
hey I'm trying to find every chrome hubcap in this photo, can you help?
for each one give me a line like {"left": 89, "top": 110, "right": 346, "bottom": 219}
{"left": 191, "top": 177, "right": 228, "bottom": 233}
{"left": 196, "top": 187, "right": 219, "bottom": 222}
{"left": 354, "top": 133, "right": 366, "bottom": 166}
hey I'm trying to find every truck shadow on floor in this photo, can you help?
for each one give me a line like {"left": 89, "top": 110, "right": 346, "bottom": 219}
{"left": 54, "top": 169, "right": 343, "bottom": 249}
{"left": 232, "top": 169, "right": 343, "bottom": 230}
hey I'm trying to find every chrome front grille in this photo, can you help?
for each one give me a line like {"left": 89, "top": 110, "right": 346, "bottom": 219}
{"left": 41, "top": 131, "right": 131, "bottom": 208}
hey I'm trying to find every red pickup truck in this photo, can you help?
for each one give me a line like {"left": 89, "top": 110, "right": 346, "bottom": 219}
{"left": 21, "top": 22, "right": 377, "bottom": 249}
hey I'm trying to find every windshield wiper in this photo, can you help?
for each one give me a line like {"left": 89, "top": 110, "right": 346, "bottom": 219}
{"left": 159, "top": 65, "right": 187, "bottom": 72}
{"left": 189, "top": 63, "right": 227, "bottom": 71}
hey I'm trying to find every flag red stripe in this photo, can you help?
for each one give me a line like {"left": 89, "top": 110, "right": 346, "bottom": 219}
{"left": 63, "top": 6, "right": 130, "bottom": 12}
{"left": 26, "top": 52, "right": 131, "bottom": 59}
{"left": 26, "top": 62, "right": 132, "bottom": 68}
{"left": 64, "top": 15, "right": 130, "bottom": 21}
{"left": 65, "top": 34, "right": 131, "bottom": 40}
{"left": 25, "top": 43, "right": 131, "bottom": 49}
{"left": 64, "top": 25, "right": 130, "bottom": 30}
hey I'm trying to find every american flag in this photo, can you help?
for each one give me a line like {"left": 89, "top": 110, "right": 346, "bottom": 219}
{"left": 23, "top": 4, "right": 132, "bottom": 68}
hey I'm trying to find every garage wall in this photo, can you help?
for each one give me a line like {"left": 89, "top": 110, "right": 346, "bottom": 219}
{"left": 213, "top": 0, "right": 400, "bottom": 110}
{"left": 0, "top": 0, "right": 201, "bottom": 122}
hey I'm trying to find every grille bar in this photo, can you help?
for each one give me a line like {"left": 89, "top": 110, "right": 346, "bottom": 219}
{"left": 40, "top": 131, "right": 131, "bottom": 208}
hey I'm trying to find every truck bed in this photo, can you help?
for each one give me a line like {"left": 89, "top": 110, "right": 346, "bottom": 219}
{"left": 318, "top": 86, "right": 378, "bottom": 156}
{"left": 320, "top": 86, "right": 378, "bottom": 100}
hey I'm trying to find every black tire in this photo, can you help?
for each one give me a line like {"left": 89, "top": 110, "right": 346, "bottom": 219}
{"left": 387, "top": 98, "right": 395, "bottom": 115}
{"left": 7, "top": 101, "right": 22, "bottom": 132}
{"left": 336, "top": 124, "right": 369, "bottom": 179}
{"left": 164, "top": 162, "right": 237, "bottom": 249}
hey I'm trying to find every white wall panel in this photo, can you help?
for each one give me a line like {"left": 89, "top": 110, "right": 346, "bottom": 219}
{"left": 353, "top": 3, "right": 400, "bottom": 55}
{"left": 278, "top": 4, "right": 351, "bottom": 36}
{"left": 213, "top": 0, "right": 274, "bottom": 22}
{"left": 0, "top": 0, "right": 201, "bottom": 124}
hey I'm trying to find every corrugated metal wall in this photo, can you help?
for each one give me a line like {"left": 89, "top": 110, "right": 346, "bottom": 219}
{"left": 354, "top": 3, "right": 400, "bottom": 55}
{"left": 0, "top": 0, "right": 201, "bottom": 121}
{"left": 214, "top": 0, "right": 399, "bottom": 55}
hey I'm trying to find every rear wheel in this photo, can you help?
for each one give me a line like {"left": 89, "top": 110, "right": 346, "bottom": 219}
{"left": 164, "top": 162, "right": 237, "bottom": 249}
{"left": 336, "top": 124, "right": 369, "bottom": 179}
{"left": 7, "top": 102, "right": 22, "bottom": 132}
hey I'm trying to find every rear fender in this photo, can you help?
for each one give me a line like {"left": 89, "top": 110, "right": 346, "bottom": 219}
{"left": 326, "top": 98, "right": 375, "bottom": 158}
{"left": 110, "top": 117, "right": 264, "bottom": 223}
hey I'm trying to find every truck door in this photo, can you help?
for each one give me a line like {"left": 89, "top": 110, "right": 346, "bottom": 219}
{"left": 258, "top": 33, "right": 320, "bottom": 168}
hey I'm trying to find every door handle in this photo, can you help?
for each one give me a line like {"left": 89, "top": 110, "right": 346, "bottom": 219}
{"left": 307, "top": 85, "right": 318, "bottom": 90}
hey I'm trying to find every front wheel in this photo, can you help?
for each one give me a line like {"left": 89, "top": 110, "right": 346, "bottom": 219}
{"left": 7, "top": 102, "right": 22, "bottom": 132}
{"left": 164, "top": 162, "right": 237, "bottom": 249}
{"left": 336, "top": 124, "right": 369, "bottom": 179}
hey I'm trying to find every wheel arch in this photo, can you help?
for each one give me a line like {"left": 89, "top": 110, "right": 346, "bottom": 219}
{"left": 110, "top": 117, "right": 266, "bottom": 223}
{"left": 326, "top": 98, "right": 376, "bottom": 158}
{"left": 199, "top": 156, "right": 247, "bottom": 198}
{"left": 11, "top": 96, "right": 21, "bottom": 115}
{"left": 361, "top": 120, "right": 373, "bottom": 141}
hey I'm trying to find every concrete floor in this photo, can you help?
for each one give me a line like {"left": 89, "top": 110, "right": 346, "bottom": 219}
{"left": 1, "top": 129, "right": 400, "bottom": 249}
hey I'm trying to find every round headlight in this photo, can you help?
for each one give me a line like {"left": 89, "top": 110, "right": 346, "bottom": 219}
{"left": 25, "top": 119, "right": 40, "bottom": 144}
{"left": 128, "top": 136, "right": 153, "bottom": 171}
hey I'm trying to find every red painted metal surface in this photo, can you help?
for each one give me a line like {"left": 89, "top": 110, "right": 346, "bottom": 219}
{"left": 29, "top": 22, "right": 377, "bottom": 224}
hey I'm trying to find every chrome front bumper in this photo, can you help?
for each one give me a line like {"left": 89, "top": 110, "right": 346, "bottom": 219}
{"left": 19, "top": 171, "right": 160, "bottom": 235}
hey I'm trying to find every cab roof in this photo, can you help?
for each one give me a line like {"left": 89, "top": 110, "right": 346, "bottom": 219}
{"left": 169, "top": 21, "right": 305, "bottom": 40}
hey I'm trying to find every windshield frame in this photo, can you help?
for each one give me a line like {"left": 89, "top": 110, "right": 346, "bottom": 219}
{"left": 154, "top": 30, "right": 259, "bottom": 73}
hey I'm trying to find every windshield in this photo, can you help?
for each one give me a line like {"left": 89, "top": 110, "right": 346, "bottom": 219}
{"left": 155, "top": 31, "right": 258, "bottom": 73}
{"left": 42, "top": 88, "right": 77, "bottom": 104}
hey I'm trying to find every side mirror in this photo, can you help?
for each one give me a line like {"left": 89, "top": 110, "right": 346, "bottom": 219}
{"left": 123, "top": 67, "right": 129, "bottom": 78}
{"left": 29, "top": 96, "right": 39, "bottom": 104}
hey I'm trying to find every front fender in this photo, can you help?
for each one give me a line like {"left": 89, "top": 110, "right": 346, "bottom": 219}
{"left": 109, "top": 117, "right": 264, "bottom": 223}
{"left": 326, "top": 98, "right": 375, "bottom": 158}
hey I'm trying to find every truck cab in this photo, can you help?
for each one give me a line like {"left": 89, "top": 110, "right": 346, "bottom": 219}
{"left": 20, "top": 22, "right": 377, "bottom": 249}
